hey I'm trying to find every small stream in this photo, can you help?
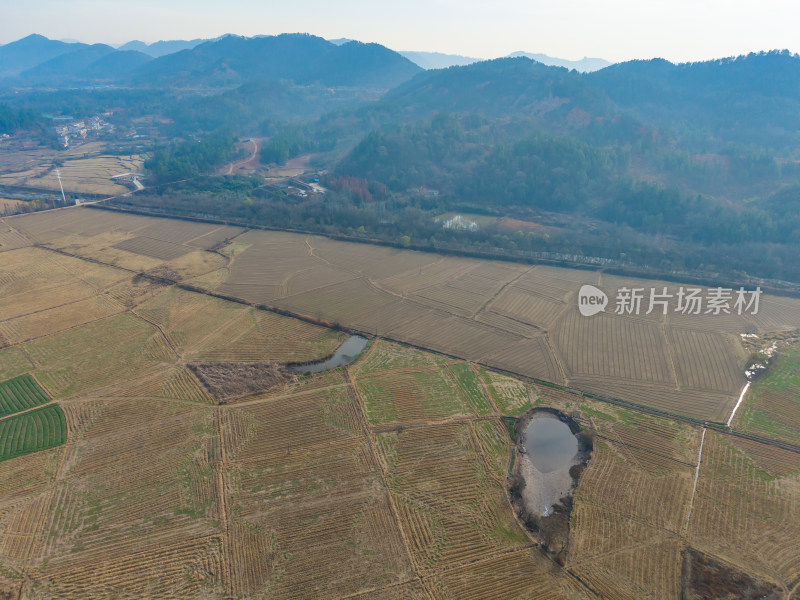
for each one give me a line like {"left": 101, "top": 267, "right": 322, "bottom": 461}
{"left": 288, "top": 335, "right": 368, "bottom": 374}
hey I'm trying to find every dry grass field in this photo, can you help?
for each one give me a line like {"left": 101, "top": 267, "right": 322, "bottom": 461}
{"left": 0, "top": 142, "right": 144, "bottom": 197}
{"left": 687, "top": 432, "right": 800, "bottom": 591}
{"left": 5, "top": 205, "right": 799, "bottom": 423}
{"left": 0, "top": 206, "right": 798, "bottom": 598}
{"left": 0, "top": 198, "right": 27, "bottom": 214}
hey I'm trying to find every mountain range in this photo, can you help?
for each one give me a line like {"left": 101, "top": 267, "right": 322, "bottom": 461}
{"left": 507, "top": 52, "right": 611, "bottom": 72}
{"left": 117, "top": 38, "right": 210, "bottom": 58}
{"left": 396, "top": 50, "right": 610, "bottom": 71}
{"left": 0, "top": 33, "right": 421, "bottom": 89}
{"left": 0, "top": 33, "right": 613, "bottom": 88}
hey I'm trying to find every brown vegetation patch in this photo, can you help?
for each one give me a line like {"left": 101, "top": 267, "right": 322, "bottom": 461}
{"left": 682, "top": 548, "right": 781, "bottom": 600}
{"left": 496, "top": 217, "right": 554, "bottom": 233}
{"left": 188, "top": 362, "right": 286, "bottom": 401}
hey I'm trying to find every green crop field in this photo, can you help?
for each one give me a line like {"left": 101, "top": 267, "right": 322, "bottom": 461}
{"left": 0, "top": 404, "right": 67, "bottom": 462}
{"left": 738, "top": 346, "right": 800, "bottom": 443}
{"left": 448, "top": 363, "right": 494, "bottom": 415}
{"left": 0, "top": 375, "right": 51, "bottom": 418}
{"left": 356, "top": 365, "right": 492, "bottom": 424}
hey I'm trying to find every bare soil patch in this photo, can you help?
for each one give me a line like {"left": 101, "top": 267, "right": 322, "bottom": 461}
{"left": 188, "top": 362, "right": 286, "bottom": 402}
{"left": 496, "top": 217, "right": 553, "bottom": 233}
{"left": 681, "top": 548, "right": 781, "bottom": 600}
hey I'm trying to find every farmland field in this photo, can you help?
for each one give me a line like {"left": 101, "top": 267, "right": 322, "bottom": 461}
{"left": 4, "top": 206, "right": 799, "bottom": 420}
{"left": 735, "top": 343, "right": 800, "bottom": 444}
{"left": 0, "top": 375, "right": 50, "bottom": 418}
{"left": 0, "top": 144, "right": 144, "bottom": 197}
{"left": 0, "top": 205, "right": 798, "bottom": 598}
{"left": 687, "top": 432, "right": 800, "bottom": 588}
{"left": 0, "top": 404, "right": 67, "bottom": 462}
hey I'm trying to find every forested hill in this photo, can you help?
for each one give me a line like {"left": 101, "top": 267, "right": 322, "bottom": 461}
{"left": 380, "top": 51, "right": 800, "bottom": 148}
{"left": 5, "top": 34, "right": 800, "bottom": 283}
{"left": 134, "top": 34, "right": 423, "bottom": 88}
{"left": 0, "top": 34, "right": 84, "bottom": 78}
{"left": 316, "top": 52, "right": 800, "bottom": 284}
{"left": 383, "top": 57, "right": 613, "bottom": 120}
{"left": 588, "top": 51, "right": 800, "bottom": 147}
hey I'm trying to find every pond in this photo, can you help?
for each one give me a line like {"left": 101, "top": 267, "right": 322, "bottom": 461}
{"left": 288, "top": 335, "right": 368, "bottom": 375}
{"left": 519, "top": 412, "right": 582, "bottom": 517}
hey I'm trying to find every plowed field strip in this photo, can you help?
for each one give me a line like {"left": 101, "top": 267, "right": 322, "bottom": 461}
{"left": 595, "top": 434, "right": 696, "bottom": 469}
{"left": 345, "top": 367, "right": 433, "bottom": 597}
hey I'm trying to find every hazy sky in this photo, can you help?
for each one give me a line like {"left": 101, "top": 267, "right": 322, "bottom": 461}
{"left": 1, "top": 0, "right": 798, "bottom": 63}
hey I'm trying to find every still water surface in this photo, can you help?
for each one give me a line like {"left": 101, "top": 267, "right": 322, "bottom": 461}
{"left": 521, "top": 412, "right": 580, "bottom": 516}
{"left": 288, "top": 335, "right": 368, "bottom": 374}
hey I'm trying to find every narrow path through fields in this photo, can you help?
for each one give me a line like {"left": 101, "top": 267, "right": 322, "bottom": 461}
{"left": 0, "top": 398, "right": 58, "bottom": 422}
{"left": 684, "top": 426, "right": 707, "bottom": 533}
{"left": 726, "top": 381, "right": 751, "bottom": 427}
{"left": 343, "top": 366, "right": 435, "bottom": 597}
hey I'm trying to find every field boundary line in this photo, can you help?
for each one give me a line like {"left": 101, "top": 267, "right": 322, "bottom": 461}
{"left": 52, "top": 364, "right": 197, "bottom": 405}
{"left": 473, "top": 265, "right": 534, "bottom": 318}
{"left": 0, "top": 399, "right": 58, "bottom": 423}
{"left": 303, "top": 235, "right": 332, "bottom": 266}
{"left": 220, "top": 382, "right": 350, "bottom": 409}
{"left": 337, "top": 578, "right": 427, "bottom": 600}
{"left": 661, "top": 320, "right": 682, "bottom": 391}
{"left": 0, "top": 288, "right": 101, "bottom": 324}
{"left": 684, "top": 426, "right": 707, "bottom": 534}
{"left": 177, "top": 305, "right": 249, "bottom": 357}
{"left": 470, "top": 362, "right": 501, "bottom": 415}
{"left": 1, "top": 218, "right": 34, "bottom": 245}
{"left": 89, "top": 201, "right": 800, "bottom": 299}
{"left": 476, "top": 309, "right": 547, "bottom": 334}
{"left": 129, "top": 308, "right": 181, "bottom": 360}
{"left": 0, "top": 308, "right": 132, "bottom": 351}
{"left": 425, "top": 545, "right": 539, "bottom": 575}
{"left": 213, "top": 408, "right": 234, "bottom": 596}
{"left": 356, "top": 362, "right": 461, "bottom": 379}
{"left": 572, "top": 496, "right": 688, "bottom": 540}
{"left": 566, "top": 533, "right": 678, "bottom": 570}
{"left": 369, "top": 414, "right": 500, "bottom": 433}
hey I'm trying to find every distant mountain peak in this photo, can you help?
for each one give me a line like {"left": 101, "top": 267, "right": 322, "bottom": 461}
{"left": 507, "top": 51, "right": 612, "bottom": 72}
{"left": 398, "top": 50, "right": 481, "bottom": 70}
{"left": 132, "top": 33, "right": 421, "bottom": 88}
